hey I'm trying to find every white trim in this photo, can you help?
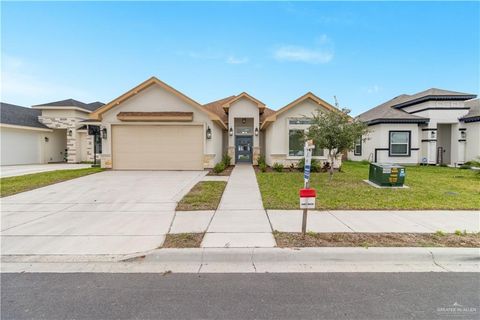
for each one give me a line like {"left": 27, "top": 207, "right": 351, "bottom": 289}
{"left": 0, "top": 123, "right": 53, "bottom": 132}
{"left": 31, "top": 106, "right": 92, "bottom": 113}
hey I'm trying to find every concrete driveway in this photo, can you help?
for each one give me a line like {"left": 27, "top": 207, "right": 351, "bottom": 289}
{"left": 1, "top": 163, "right": 92, "bottom": 178}
{"left": 1, "top": 170, "right": 206, "bottom": 255}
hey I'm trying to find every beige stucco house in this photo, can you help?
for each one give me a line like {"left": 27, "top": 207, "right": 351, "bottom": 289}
{"left": 85, "top": 76, "right": 342, "bottom": 170}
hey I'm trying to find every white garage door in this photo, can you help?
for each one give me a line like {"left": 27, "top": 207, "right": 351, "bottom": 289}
{"left": 112, "top": 125, "right": 204, "bottom": 170}
{"left": 1, "top": 127, "right": 42, "bottom": 165}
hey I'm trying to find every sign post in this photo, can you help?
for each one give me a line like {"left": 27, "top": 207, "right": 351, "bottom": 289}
{"left": 300, "top": 140, "right": 316, "bottom": 236}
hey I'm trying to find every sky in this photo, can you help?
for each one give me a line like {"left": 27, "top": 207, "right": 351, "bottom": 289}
{"left": 1, "top": 1, "right": 479, "bottom": 116}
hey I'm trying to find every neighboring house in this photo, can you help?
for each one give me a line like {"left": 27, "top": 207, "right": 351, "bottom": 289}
{"left": 349, "top": 89, "right": 478, "bottom": 165}
{"left": 88, "top": 76, "right": 342, "bottom": 170}
{"left": 460, "top": 98, "right": 480, "bottom": 162}
{"left": 0, "top": 100, "right": 104, "bottom": 166}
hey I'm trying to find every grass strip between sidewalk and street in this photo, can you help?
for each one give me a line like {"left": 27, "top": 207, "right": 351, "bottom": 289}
{"left": 273, "top": 231, "right": 480, "bottom": 248}
{"left": 176, "top": 181, "right": 227, "bottom": 211}
{"left": 257, "top": 161, "right": 480, "bottom": 210}
{"left": 0, "top": 167, "right": 104, "bottom": 197}
{"left": 163, "top": 233, "right": 204, "bottom": 248}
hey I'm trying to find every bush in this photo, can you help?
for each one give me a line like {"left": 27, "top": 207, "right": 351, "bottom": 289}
{"left": 259, "top": 163, "right": 267, "bottom": 172}
{"left": 296, "top": 158, "right": 320, "bottom": 172}
{"left": 213, "top": 162, "right": 226, "bottom": 174}
{"left": 459, "top": 164, "right": 471, "bottom": 170}
{"left": 257, "top": 154, "right": 266, "bottom": 166}
{"left": 272, "top": 162, "right": 284, "bottom": 172}
{"left": 222, "top": 153, "right": 232, "bottom": 167}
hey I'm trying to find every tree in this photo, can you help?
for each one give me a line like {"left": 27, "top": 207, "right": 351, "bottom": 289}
{"left": 306, "top": 108, "right": 369, "bottom": 180}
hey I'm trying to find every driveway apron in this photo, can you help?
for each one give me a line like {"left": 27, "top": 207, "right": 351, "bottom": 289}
{"left": 202, "top": 164, "right": 276, "bottom": 248}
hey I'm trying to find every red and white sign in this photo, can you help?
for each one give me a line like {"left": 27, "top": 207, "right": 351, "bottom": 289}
{"left": 299, "top": 188, "right": 316, "bottom": 209}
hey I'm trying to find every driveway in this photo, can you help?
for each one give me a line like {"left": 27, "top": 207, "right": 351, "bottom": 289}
{"left": 1, "top": 170, "right": 206, "bottom": 255}
{"left": 0, "top": 163, "right": 92, "bottom": 178}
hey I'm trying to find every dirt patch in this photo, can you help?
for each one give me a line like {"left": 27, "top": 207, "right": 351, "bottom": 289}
{"left": 207, "top": 165, "right": 234, "bottom": 176}
{"left": 163, "top": 233, "right": 204, "bottom": 248}
{"left": 273, "top": 232, "right": 480, "bottom": 248}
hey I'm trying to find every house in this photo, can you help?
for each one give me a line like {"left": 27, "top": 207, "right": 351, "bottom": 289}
{"left": 460, "top": 98, "right": 480, "bottom": 162}
{"left": 0, "top": 100, "right": 104, "bottom": 166}
{"left": 349, "top": 89, "right": 478, "bottom": 165}
{"left": 88, "top": 76, "right": 341, "bottom": 170}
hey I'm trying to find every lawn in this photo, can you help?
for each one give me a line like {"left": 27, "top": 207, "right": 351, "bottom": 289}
{"left": 256, "top": 161, "right": 480, "bottom": 210}
{"left": 176, "top": 181, "right": 227, "bottom": 210}
{"left": 0, "top": 167, "right": 104, "bottom": 197}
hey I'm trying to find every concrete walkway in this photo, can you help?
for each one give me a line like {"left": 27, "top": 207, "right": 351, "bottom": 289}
{"left": 0, "top": 163, "right": 92, "bottom": 178}
{"left": 201, "top": 164, "right": 275, "bottom": 248}
{"left": 267, "top": 210, "right": 480, "bottom": 233}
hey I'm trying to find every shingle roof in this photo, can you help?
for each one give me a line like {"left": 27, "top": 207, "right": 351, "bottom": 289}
{"left": 203, "top": 95, "right": 275, "bottom": 124}
{"left": 33, "top": 99, "right": 104, "bottom": 112}
{"left": 0, "top": 102, "right": 49, "bottom": 129}
{"left": 391, "top": 88, "right": 476, "bottom": 109}
{"left": 461, "top": 98, "right": 480, "bottom": 122}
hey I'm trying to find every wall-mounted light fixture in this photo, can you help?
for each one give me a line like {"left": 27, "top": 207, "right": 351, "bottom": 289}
{"left": 68, "top": 129, "right": 73, "bottom": 137}
{"left": 242, "top": 118, "right": 246, "bottom": 124}
{"left": 229, "top": 127, "right": 233, "bottom": 136}
{"left": 206, "top": 126, "right": 212, "bottom": 139}
{"left": 44, "top": 137, "right": 49, "bottom": 142}
{"left": 254, "top": 127, "right": 259, "bottom": 136}
{"left": 431, "top": 131, "right": 436, "bottom": 139}
{"left": 102, "top": 128, "right": 108, "bottom": 139}
{"left": 461, "top": 131, "right": 466, "bottom": 139}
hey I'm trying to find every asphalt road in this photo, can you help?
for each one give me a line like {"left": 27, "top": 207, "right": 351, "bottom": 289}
{"left": 2, "top": 273, "right": 479, "bottom": 320}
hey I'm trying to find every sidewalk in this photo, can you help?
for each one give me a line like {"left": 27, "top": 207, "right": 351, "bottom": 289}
{"left": 201, "top": 164, "right": 276, "bottom": 248}
{"left": 0, "top": 163, "right": 92, "bottom": 178}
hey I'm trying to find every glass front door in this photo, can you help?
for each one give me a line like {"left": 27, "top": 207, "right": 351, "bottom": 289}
{"left": 235, "top": 136, "right": 253, "bottom": 163}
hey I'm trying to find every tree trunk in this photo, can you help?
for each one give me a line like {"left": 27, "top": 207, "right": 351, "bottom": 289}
{"left": 328, "top": 151, "right": 334, "bottom": 181}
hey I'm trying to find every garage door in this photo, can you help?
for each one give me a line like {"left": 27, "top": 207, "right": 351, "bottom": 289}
{"left": 112, "top": 125, "right": 204, "bottom": 170}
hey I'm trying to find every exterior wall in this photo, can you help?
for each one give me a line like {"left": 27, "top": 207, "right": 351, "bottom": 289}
{"left": 0, "top": 127, "right": 43, "bottom": 165}
{"left": 38, "top": 109, "right": 91, "bottom": 163}
{"left": 78, "top": 131, "right": 97, "bottom": 162}
{"left": 465, "top": 122, "right": 480, "bottom": 162}
{"left": 43, "top": 129, "right": 67, "bottom": 163}
{"left": 348, "top": 123, "right": 420, "bottom": 164}
{"left": 99, "top": 84, "right": 223, "bottom": 169}
{"left": 264, "top": 98, "right": 341, "bottom": 168}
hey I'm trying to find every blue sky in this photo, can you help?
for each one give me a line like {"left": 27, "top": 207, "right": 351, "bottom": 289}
{"left": 1, "top": 1, "right": 479, "bottom": 115}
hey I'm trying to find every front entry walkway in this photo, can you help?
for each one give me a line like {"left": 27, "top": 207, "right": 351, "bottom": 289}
{"left": 201, "top": 164, "right": 276, "bottom": 248}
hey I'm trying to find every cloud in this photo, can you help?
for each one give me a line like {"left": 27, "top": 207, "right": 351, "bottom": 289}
{"left": 274, "top": 35, "right": 334, "bottom": 64}
{"left": 366, "top": 85, "right": 381, "bottom": 94}
{"left": 226, "top": 56, "right": 249, "bottom": 64}
{"left": 1, "top": 54, "right": 89, "bottom": 105}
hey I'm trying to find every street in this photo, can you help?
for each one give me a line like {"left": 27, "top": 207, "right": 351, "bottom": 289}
{"left": 2, "top": 273, "right": 479, "bottom": 319}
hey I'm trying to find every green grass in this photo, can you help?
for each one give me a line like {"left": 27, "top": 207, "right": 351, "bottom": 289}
{"left": 0, "top": 167, "right": 104, "bottom": 197}
{"left": 256, "top": 161, "right": 480, "bottom": 210}
{"left": 176, "top": 181, "right": 227, "bottom": 210}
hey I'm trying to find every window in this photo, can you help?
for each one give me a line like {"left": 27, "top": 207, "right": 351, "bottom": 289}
{"left": 289, "top": 129, "right": 305, "bottom": 156}
{"left": 288, "top": 129, "right": 324, "bottom": 157}
{"left": 289, "top": 118, "right": 315, "bottom": 125}
{"left": 389, "top": 131, "right": 410, "bottom": 156}
{"left": 354, "top": 137, "right": 362, "bottom": 156}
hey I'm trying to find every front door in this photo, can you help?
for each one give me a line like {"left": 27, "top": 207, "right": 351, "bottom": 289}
{"left": 235, "top": 136, "right": 253, "bottom": 163}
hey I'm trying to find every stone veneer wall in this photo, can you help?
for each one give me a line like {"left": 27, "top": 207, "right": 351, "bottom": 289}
{"left": 38, "top": 116, "right": 81, "bottom": 163}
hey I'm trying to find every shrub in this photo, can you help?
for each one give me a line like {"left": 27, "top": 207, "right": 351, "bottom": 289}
{"left": 213, "top": 162, "right": 226, "bottom": 174}
{"left": 222, "top": 153, "right": 232, "bottom": 167}
{"left": 272, "top": 162, "right": 284, "bottom": 172}
{"left": 435, "top": 230, "right": 445, "bottom": 237}
{"left": 257, "top": 154, "right": 266, "bottom": 166}
{"left": 259, "top": 163, "right": 267, "bottom": 172}
{"left": 459, "top": 164, "right": 471, "bottom": 170}
{"left": 296, "top": 158, "right": 320, "bottom": 172}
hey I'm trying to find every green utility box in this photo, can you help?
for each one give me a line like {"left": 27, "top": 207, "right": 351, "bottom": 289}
{"left": 368, "top": 163, "right": 406, "bottom": 187}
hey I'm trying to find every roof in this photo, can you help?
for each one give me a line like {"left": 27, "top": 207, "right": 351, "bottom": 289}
{"left": 221, "top": 92, "right": 266, "bottom": 110}
{"left": 90, "top": 77, "right": 226, "bottom": 129}
{"left": 358, "top": 95, "right": 429, "bottom": 125}
{"left": 391, "top": 88, "right": 476, "bottom": 109}
{"left": 33, "top": 99, "right": 104, "bottom": 112}
{"left": 0, "top": 102, "right": 49, "bottom": 129}
{"left": 460, "top": 98, "right": 480, "bottom": 122}
{"left": 203, "top": 95, "right": 276, "bottom": 124}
